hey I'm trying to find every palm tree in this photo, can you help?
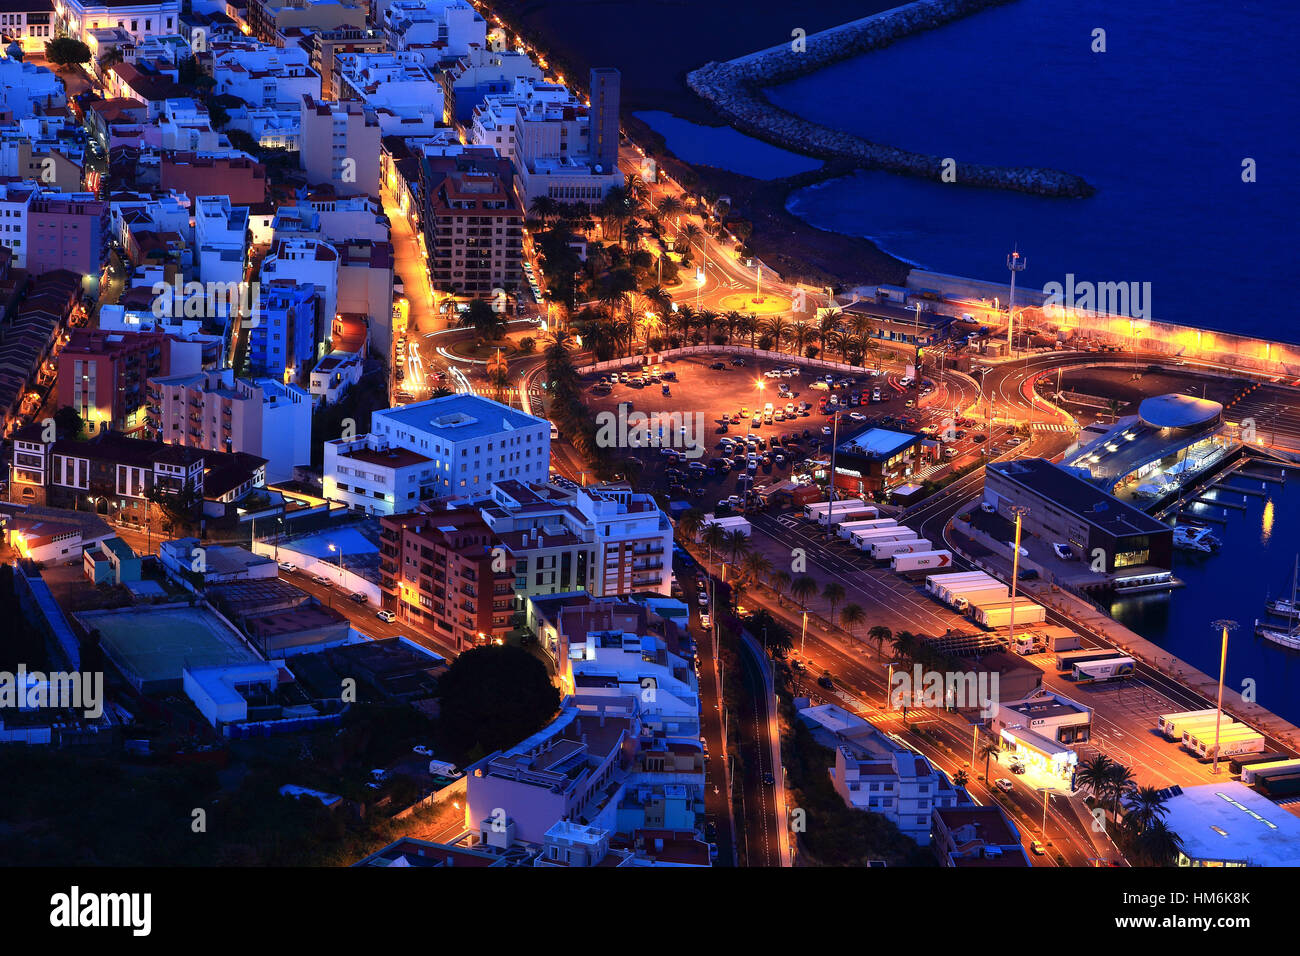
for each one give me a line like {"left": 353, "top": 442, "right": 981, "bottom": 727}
{"left": 1105, "top": 762, "right": 1137, "bottom": 819}
{"left": 790, "top": 574, "right": 817, "bottom": 611}
{"left": 1123, "top": 785, "right": 1170, "bottom": 834}
{"left": 840, "top": 602, "right": 866, "bottom": 641}
{"left": 723, "top": 528, "right": 750, "bottom": 565}
{"left": 1135, "top": 819, "right": 1185, "bottom": 867}
{"left": 678, "top": 221, "right": 703, "bottom": 259}
{"left": 790, "top": 320, "right": 815, "bottom": 357}
{"left": 953, "top": 769, "right": 970, "bottom": 788}
{"left": 979, "top": 738, "right": 1001, "bottom": 782}
{"left": 676, "top": 509, "right": 705, "bottom": 544}
{"left": 890, "top": 630, "right": 919, "bottom": 663}
{"left": 770, "top": 569, "right": 792, "bottom": 605}
{"left": 818, "top": 307, "right": 843, "bottom": 353}
{"left": 867, "top": 624, "right": 892, "bottom": 660}
{"left": 737, "top": 312, "right": 757, "bottom": 348}
{"left": 657, "top": 194, "right": 684, "bottom": 232}
{"left": 822, "top": 581, "right": 846, "bottom": 624}
{"left": 740, "top": 550, "right": 772, "bottom": 586}
{"left": 723, "top": 310, "right": 743, "bottom": 346}
{"left": 529, "top": 195, "right": 561, "bottom": 225}
{"left": 700, "top": 522, "right": 726, "bottom": 567}
{"left": 762, "top": 315, "right": 789, "bottom": 353}
{"left": 1075, "top": 754, "right": 1116, "bottom": 807}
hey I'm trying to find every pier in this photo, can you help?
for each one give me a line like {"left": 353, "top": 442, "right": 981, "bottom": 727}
{"left": 1193, "top": 495, "right": 1247, "bottom": 510}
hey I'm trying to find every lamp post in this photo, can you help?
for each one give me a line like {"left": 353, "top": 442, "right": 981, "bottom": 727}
{"left": 1210, "top": 619, "right": 1237, "bottom": 775}
{"left": 329, "top": 542, "right": 344, "bottom": 586}
{"left": 1007, "top": 505, "right": 1030, "bottom": 651}
{"left": 1007, "top": 247, "right": 1026, "bottom": 356}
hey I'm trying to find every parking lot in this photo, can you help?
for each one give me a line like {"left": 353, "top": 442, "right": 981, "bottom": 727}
{"left": 583, "top": 353, "right": 989, "bottom": 511}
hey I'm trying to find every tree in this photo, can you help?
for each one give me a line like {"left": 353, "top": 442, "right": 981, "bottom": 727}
{"left": 460, "top": 298, "right": 505, "bottom": 344}
{"left": 840, "top": 603, "right": 865, "bottom": 641}
{"left": 675, "top": 509, "right": 705, "bottom": 545}
{"left": 1123, "top": 785, "right": 1170, "bottom": 834}
{"left": 1104, "top": 761, "right": 1137, "bottom": 819}
{"left": 53, "top": 405, "right": 84, "bottom": 440}
{"left": 1075, "top": 754, "right": 1116, "bottom": 806}
{"left": 45, "top": 37, "right": 91, "bottom": 71}
{"left": 867, "top": 624, "right": 892, "bottom": 660}
{"left": 740, "top": 551, "right": 772, "bottom": 587}
{"left": 821, "top": 581, "right": 846, "bottom": 624}
{"left": 435, "top": 644, "right": 561, "bottom": 763}
{"left": 699, "top": 522, "right": 726, "bottom": 567}
{"left": 979, "top": 738, "right": 1001, "bottom": 782}
{"left": 1134, "top": 818, "right": 1184, "bottom": 867}
{"left": 770, "top": 569, "right": 791, "bottom": 605}
{"left": 723, "top": 528, "right": 750, "bottom": 566}
{"left": 790, "top": 574, "right": 817, "bottom": 610}
{"left": 750, "top": 608, "right": 792, "bottom": 660}
{"left": 953, "top": 769, "right": 970, "bottom": 788}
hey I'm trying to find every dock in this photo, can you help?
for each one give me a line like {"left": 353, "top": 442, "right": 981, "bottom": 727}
{"left": 1193, "top": 495, "right": 1247, "bottom": 510}
{"left": 1211, "top": 483, "right": 1268, "bottom": 498}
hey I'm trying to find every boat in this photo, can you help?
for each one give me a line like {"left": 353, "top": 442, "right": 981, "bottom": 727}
{"left": 1172, "top": 525, "right": 1221, "bottom": 553}
{"left": 1258, "top": 556, "right": 1300, "bottom": 651}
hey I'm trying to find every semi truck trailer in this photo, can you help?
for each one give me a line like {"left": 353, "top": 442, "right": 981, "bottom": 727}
{"left": 872, "top": 537, "right": 930, "bottom": 560}
{"left": 836, "top": 518, "right": 898, "bottom": 539}
{"left": 1157, "top": 709, "right": 1220, "bottom": 740}
{"left": 891, "top": 550, "right": 954, "bottom": 573}
{"left": 1055, "top": 649, "right": 1126, "bottom": 672}
{"left": 1071, "top": 656, "right": 1135, "bottom": 683}
{"left": 971, "top": 597, "right": 1047, "bottom": 630}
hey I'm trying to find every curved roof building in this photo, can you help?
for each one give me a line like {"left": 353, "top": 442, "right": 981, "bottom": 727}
{"left": 1137, "top": 394, "right": 1223, "bottom": 431}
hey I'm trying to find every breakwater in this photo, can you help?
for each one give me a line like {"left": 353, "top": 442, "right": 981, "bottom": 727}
{"left": 686, "top": 0, "right": 1096, "bottom": 198}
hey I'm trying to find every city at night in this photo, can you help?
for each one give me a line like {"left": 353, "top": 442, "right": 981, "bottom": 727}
{"left": 0, "top": 0, "right": 1290, "bottom": 938}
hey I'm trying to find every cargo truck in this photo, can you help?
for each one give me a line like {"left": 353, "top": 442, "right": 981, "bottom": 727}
{"left": 805, "top": 499, "right": 870, "bottom": 523}
{"left": 1188, "top": 726, "right": 1266, "bottom": 761}
{"left": 952, "top": 586, "right": 1015, "bottom": 612}
{"left": 872, "top": 536, "right": 930, "bottom": 560}
{"left": 1157, "top": 709, "right": 1220, "bottom": 741}
{"left": 1230, "top": 752, "right": 1292, "bottom": 776}
{"left": 931, "top": 574, "right": 1004, "bottom": 607}
{"left": 926, "top": 571, "right": 996, "bottom": 598}
{"left": 850, "top": 527, "right": 919, "bottom": 551}
{"left": 1256, "top": 772, "right": 1300, "bottom": 798}
{"left": 802, "top": 500, "right": 834, "bottom": 520}
{"left": 892, "top": 550, "right": 954, "bottom": 573}
{"left": 1047, "top": 634, "right": 1082, "bottom": 652}
{"left": 972, "top": 597, "right": 1047, "bottom": 630}
{"left": 836, "top": 518, "right": 898, "bottom": 540}
{"left": 1055, "top": 649, "right": 1125, "bottom": 672}
{"left": 819, "top": 502, "right": 880, "bottom": 527}
{"left": 1240, "top": 758, "right": 1300, "bottom": 785}
{"left": 1071, "top": 656, "right": 1135, "bottom": 683}
{"left": 1178, "top": 718, "right": 1244, "bottom": 749}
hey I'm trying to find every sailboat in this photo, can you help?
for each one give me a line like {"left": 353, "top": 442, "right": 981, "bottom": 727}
{"left": 1257, "top": 555, "right": 1300, "bottom": 650}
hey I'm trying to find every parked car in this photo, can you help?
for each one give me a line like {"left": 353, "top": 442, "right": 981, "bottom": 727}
{"left": 278, "top": 561, "right": 297, "bottom": 572}
{"left": 377, "top": 609, "right": 397, "bottom": 623}
{"left": 349, "top": 592, "right": 368, "bottom": 604}
{"left": 413, "top": 745, "right": 433, "bottom": 757}
{"left": 995, "top": 778, "right": 1014, "bottom": 793}
{"left": 312, "top": 574, "right": 332, "bottom": 586}
{"left": 1052, "top": 542, "right": 1075, "bottom": 560}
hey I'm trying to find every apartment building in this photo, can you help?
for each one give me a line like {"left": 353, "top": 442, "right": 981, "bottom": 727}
{"left": 247, "top": 279, "right": 318, "bottom": 381}
{"left": 0, "top": 0, "right": 55, "bottom": 54}
{"left": 440, "top": 47, "right": 543, "bottom": 125}
{"left": 259, "top": 233, "right": 338, "bottom": 329}
{"left": 160, "top": 152, "right": 268, "bottom": 206}
{"left": 378, "top": 506, "right": 515, "bottom": 649}
{"left": 419, "top": 152, "right": 523, "bottom": 299}
{"left": 932, "top": 806, "right": 1031, "bottom": 867}
{"left": 334, "top": 50, "right": 443, "bottom": 138}
{"left": 298, "top": 93, "right": 381, "bottom": 197}
{"left": 212, "top": 39, "right": 320, "bottom": 109}
{"left": 193, "top": 194, "right": 249, "bottom": 285}
{"left": 323, "top": 393, "right": 549, "bottom": 515}
{"left": 58, "top": 328, "right": 201, "bottom": 437}
{"left": 0, "top": 179, "right": 35, "bottom": 269}
{"left": 798, "top": 701, "right": 967, "bottom": 846}
{"left": 247, "top": 0, "right": 364, "bottom": 44}
{"left": 148, "top": 367, "right": 310, "bottom": 482}
{"left": 27, "top": 192, "right": 109, "bottom": 279}
{"left": 382, "top": 0, "right": 484, "bottom": 69}
{"left": 0, "top": 53, "right": 64, "bottom": 119}
{"left": 307, "top": 349, "right": 360, "bottom": 406}
{"left": 302, "top": 25, "right": 386, "bottom": 99}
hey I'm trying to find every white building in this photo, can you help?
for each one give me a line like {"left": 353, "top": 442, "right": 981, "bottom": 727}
{"left": 0, "top": 56, "right": 65, "bottom": 120}
{"left": 0, "top": 179, "right": 37, "bottom": 268}
{"left": 334, "top": 51, "right": 444, "bottom": 138}
{"left": 149, "top": 368, "right": 311, "bottom": 482}
{"left": 259, "top": 235, "right": 339, "bottom": 345}
{"left": 193, "top": 194, "right": 248, "bottom": 285}
{"left": 298, "top": 93, "right": 381, "bottom": 198}
{"left": 307, "top": 349, "right": 361, "bottom": 406}
{"left": 213, "top": 40, "right": 320, "bottom": 110}
{"left": 57, "top": 0, "right": 182, "bottom": 43}
{"left": 323, "top": 393, "right": 550, "bottom": 515}
{"left": 383, "top": 0, "right": 484, "bottom": 69}
{"left": 799, "top": 701, "right": 967, "bottom": 846}
{"left": 224, "top": 105, "right": 301, "bottom": 151}
{"left": 442, "top": 46, "right": 544, "bottom": 124}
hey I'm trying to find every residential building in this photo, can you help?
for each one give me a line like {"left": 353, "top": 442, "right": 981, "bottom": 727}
{"left": 58, "top": 328, "right": 202, "bottom": 437}
{"left": 0, "top": 179, "right": 35, "bottom": 268}
{"left": 299, "top": 93, "right": 381, "bottom": 197}
{"left": 247, "top": 279, "right": 318, "bottom": 381}
{"left": 0, "top": 0, "right": 55, "bottom": 54}
{"left": 57, "top": 0, "right": 182, "bottom": 43}
{"left": 212, "top": 38, "right": 320, "bottom": 109}
{"left": 382, "top": 0, "right": 484, "bottom": 70}
{"left": 0, "top": 53, "right": 64, "bottom": 118}
{"left": 260, "top": 234, "right": 338, "bottom": 335}
{"left": 440, "top": 46, "right": 542, "bottom": 125}
{"left": 26, "top": 191, "right": 109, "bottom": 279}
{"left": 419, "top": 152, "right": 523, "bottom": 299}
{"left": 932, "top": 806, "right": 1031, "bottom": 867}
{"left": 325, "top": 393, "right": 549, "bottom": 515}
{"left": 334, "top": 50, "right": 444, "bottom": 138}
{"left": 247, "top": 0, "right": 365, "bottom": 45}
{"left": 148, "top": 367, "right": 311, "bottom": 482}
{"left": 160, "top": 152, "right": 268, "bottom": 206}
{"left": 307, "top": 349, "right": 361, "bottom": 406}
{"left": 193, "top": 194, "right": 249, "bottom": 284}
{"left": 302, "top": 25, "right": 385, "bottom": 99}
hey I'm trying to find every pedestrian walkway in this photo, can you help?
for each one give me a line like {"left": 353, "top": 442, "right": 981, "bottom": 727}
{"left": 1029, "top": 421, "right": 1077, "bottom": 433}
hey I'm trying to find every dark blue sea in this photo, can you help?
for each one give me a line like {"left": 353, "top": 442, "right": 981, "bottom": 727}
{"left": 648, "top": 0, "right": 1300, "bottom": 339}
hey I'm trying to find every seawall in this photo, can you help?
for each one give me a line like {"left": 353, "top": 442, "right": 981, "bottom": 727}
{"left": 686, "top": 0, "right": 1096, "bottom": 198}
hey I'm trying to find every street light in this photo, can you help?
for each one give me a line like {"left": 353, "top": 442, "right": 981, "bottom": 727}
{"left": 1007, "top": 505, "right": 1030, "bottom": 651}
{"left": 1210, "top": 619, "right": 1237, "bottom": 775}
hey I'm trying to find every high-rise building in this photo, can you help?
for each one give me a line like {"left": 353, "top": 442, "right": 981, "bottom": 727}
{"left": 589, "top": 67, "right": 620, "bottom": 175}
{"left": 418, "top": 153, "right": 523, "bottom": 299}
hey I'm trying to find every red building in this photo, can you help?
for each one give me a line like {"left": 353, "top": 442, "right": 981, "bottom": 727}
{"left": 379, "top": 509, "right": 515, "bottom": 651}
{"left": 161, "top": 153, "right": 268, "bottom": 206}
{"left": 57, "top": 329, "right": 200, "bottom": 437}
{"left": 26, "top": 193, "right": 109, "bottom": 279}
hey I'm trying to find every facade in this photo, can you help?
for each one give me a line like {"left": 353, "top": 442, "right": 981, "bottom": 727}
{"left": 160, "top": 153, "right": 267, "bottom": 206}
{"left": 26, "top": 192, "right": 109, "bottom": 278}
{"left": 382, "top": 0, "right": 483, "bottom": 69}
{"left": 334, "top": 50, "right": 443, "bottom": 138}
{"left": 984, "top": 457, "right": 1174, "bottom": 573}
{"left": 0, "top": 179, "right": 35, "bottom": 268}
{"left": 57, "top": 0, "right": 182, "bottom": 43}
{"left": 247, "top": 0, "right": 365, "bottom": 44}
{"left": 303, "top": 25, "right": 386, "bottom": 99}
{"left": 148, "top": 367, "right": 310, "bottom": 482}
{"left": 324, "top": 393, "right": 549, "bottom": 514}
{"left": 58, "top": 328, "right": 201, "bottom": 437}
{"left": 212, "top": 39, "right": 320, "bottom": 109}
{"left": 307, "top": 349, "right": 361, "bottom": 405}
{"left": 298, "top": 93, "right": 381, "bottom": 198}
{"left": 418, "top": 152, "right": 523, "bottom": 299}
{"left": 441, "top": 47, "right": 543, "bottom": 125}
{"left": 0, "top": 0, "right": 55, "bottom": 54}
{"left": 932, "top": 806, "right": 1031, "bottom": 867}
{"left": 247, "top": 279, "right": 318, "bottom": 381}
{"left": 832, "top": 426, "right": 924, "bottom": 496}
{"left": 0, "top": 51, "right": 65, "bottom": 119}
{"left": 193, "top": 194, "right": 249, "bottom": 284}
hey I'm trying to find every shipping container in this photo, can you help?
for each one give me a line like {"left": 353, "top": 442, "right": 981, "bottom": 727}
{"left": 819, "top": 503, "right": 879, "bottom": 527}
{"left": 1157, "top": 709, "right": 1220, "bottom": 740}
{"left": 892, "top": 550, "right": 955, "bottom": 573}
{"left": 926, "top": 571, "right": 995, "bottom": 597}
{"left": 872, "top": 536, "right": 930, "bottom": 560}
{"left": 1177, "top": 718, "right": 1233, "bottom": 746}
{"left": 953, "top": 586, "right": 1016, "bottom": 612}
{"left": 1188, "top": 726, "right": 1266, "bottom": 760}
{"left": 1055, "top": 649, "right": 1125, "bottom": 672}
{"left": 1181, "top": 721, "right": 1252, "bottom": 749}
{"left": 929, "top": 573, "right": 1004, "bottom": 606}
{"left": 850, "top": 528, "right": 918, "bottom": 551}
{"left": 804, "top": 499, "right": 868, "bottom": 521}
{"left": 1071, "top": 656, "right": 1135, "bottom": 682}
{"left": 802, "top": 500, "right": 834, "bottom": 519}
{"left": 1230, "top": 752, "right": 1292, "bottom": 776}
{"left": 971, "top": 598, "right": 1047, "bottom": 630}
{"left": 1047, "top": 634, "right": 1083, "bottom": 652}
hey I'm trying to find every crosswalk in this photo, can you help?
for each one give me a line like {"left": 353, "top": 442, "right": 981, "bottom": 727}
{"left": 1030, "top": 422, "right": 1077, "bottom": 433}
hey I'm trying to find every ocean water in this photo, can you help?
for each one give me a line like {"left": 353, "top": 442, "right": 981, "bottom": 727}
{"left": 634, "top": 110, "right": 823, "bottom": 179}
{"left": 1108, "top": 476, "right": 1300, "bottom": 727}
{"left": 761, "top": 0, "right": 1300, "bottom": 339}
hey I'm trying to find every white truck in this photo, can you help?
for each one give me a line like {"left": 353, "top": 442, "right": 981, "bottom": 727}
{"left": 1185, "top": 725, "right": 1266, "bottom": 761}
{"left": 926, "top": 571, "right": 1000, "bottom": 603}
{"left": 951, "top": 585, "right": 1015, "bottom": 612}
{"left": 699, "top": 514, "right": 751, "bottom": 539}
{"left": 892, "top": 549, "right": 954, "bottom": 572}
{"left": 836, "top": 517, "right": 897, "bottom": 540}
{"left": 871, "top": 536, "right": 930, "bottom": 560}
{"left": 1071, "top": 656, "right": 1135, "bottom": 683}
{"left": 818, "top": 502, "right": 879, "bottom": 527}
{"left": 805, "top": 499, "right": 868, "bottom": 522}
{"left": 969, "top": 595, "right": 1046, "bottom": 629}
{"left": 849, "top": 526, "right": 917, "bottom": 550}
{"left": 1157, "top": 708, "right": 1221, "bottom": 741}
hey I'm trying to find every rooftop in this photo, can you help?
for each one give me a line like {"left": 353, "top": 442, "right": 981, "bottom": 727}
{"left": 987, "top": 458, "right": 1170, "bottom": 537}
{"left": 1138, "top": 393, "right": 1224, "bottom": 430}
{"left": 1163, "top": 782, "right": 1300, "bottom": 866}
{"left": 374, "top": 392, "right": 546, "bottom": 441}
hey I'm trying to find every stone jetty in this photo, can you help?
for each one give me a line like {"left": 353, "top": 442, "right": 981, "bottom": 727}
{"left": 687, "top": 0, "right": 1096, "bottom": 198}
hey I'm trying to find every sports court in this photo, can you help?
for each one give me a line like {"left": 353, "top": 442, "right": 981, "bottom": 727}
{"left": 78, "top": 605, "right": 260, "bottom": 693}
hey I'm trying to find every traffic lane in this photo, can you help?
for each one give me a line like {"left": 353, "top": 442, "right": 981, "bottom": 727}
{"left": 736, "top": 636, "right": 781, "bottom": 867}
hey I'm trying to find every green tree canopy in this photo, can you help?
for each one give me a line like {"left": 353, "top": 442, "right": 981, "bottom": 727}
{"left": 435, "top": 645, "right": 560, "bottom": 764}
